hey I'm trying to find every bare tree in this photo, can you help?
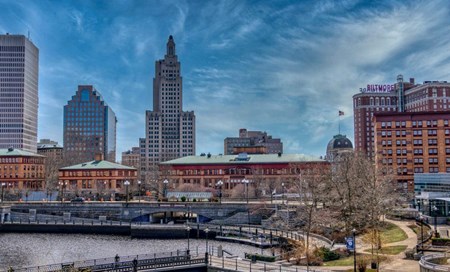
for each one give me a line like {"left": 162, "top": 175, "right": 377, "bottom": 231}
{"left": 294, "top": 165, "right": 331, "bottom": 269}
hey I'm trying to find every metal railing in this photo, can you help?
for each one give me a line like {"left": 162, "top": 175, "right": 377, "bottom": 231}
{"left": 208, "top": 255, "right": 326, "bottom": 272}
{"left": 419, "top": 253, "right": 450, "bottom": 271}
{"left": 2, "top": 250, "right": 206, "bottom": 272}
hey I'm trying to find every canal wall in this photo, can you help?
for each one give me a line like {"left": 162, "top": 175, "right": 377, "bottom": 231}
{"left": 0, "top": 223, "right": 130, "bottom": 235}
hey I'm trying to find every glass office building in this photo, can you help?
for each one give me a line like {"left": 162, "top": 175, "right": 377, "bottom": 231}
{"left": 63, "top": 85, "right": 117, "bottom": 164}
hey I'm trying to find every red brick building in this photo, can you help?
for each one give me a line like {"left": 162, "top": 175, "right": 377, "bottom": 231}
{"left": 374, "top": 112, "right": 450, "bottom": 192}
{"left": 159, "top": 153, "right": 327, "bottom": 197}
{"left": 59, "top": 154, "right": 137, "bottom": 199}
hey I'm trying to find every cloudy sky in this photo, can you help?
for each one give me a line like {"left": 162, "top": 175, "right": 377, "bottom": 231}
{"left": 1, "top": 0, "right": 450, "bottom": 160}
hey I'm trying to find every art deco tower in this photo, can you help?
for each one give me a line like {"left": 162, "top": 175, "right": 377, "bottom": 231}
{"left": 140, "top": 36, "right": 196, "bottom": 173}
{"left": 0, "top": 34, "right": 39, "bottom": 153}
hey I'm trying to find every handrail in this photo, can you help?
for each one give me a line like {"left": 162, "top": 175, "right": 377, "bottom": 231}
{"left": 1, "top": 250, "right": 205, "bottom": 272}
{"left": 419, "top": 253, "right": 450, "bottom": 271}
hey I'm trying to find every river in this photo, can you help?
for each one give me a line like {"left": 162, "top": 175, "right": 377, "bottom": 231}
{"left": 0, "top": 233, "right": 273, "bottom": 268}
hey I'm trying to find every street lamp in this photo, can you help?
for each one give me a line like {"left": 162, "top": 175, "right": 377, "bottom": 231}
{"left": 137, "top": 180, "right": 142, "bottom": 203}
{"left": 186, "top": 225, "right": 191, "bottom": 255}
{"left": 1, "top": 182, "right": 5, "bottom": 202}
{"left": 163, "top": 179, "right": 169, "bottom": 199}
{"left": 205, "top": 227, "right": 210, "bottom": 255}
{"left": 352, "top": 229, "right": 356, "bottom": 272}
{"left": 216, "top": 180, "right": 223, "bottom": 204}
{"left": 418, "top": 215, "right": 424, "bottom": 253}
{"left": 124, "top": 180, "right": 130, "bottom": 204}
{"left": 282, "top": 182, "right": 285, "bottom": 205}
{"left": 242, "top": 179, "right": 249, "bottom": 204}
{"left": 58, "top": 181, "right": 63, "bottom": 203}
{"left": 432, "top": 205, "right": 438, "bottom": 236}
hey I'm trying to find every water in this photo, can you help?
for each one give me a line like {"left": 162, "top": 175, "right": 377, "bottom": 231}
{"left": 0, "top": 233, "right": 273, "bottom": 268}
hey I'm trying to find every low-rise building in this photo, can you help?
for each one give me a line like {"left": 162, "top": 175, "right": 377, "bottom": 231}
{"left": 159, "top": 153, "right": 327, "bottom": 198}
{"left": 58, "top": 154, "right": 137, "bottom": 200}
{"left": 224, "top": 128, "right": 283, "bottom": 155}
{"left": 0, "top": 147, "right": 45, "bottom": 192}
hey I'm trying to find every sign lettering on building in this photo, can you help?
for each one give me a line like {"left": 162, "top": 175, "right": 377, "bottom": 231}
{"left": 360, "top": 84, "right": 395, "bottom": 93}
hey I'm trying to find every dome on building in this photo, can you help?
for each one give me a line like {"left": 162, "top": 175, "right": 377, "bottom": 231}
{"left": 326, "top": 134, "right": 353, "bottom": 161}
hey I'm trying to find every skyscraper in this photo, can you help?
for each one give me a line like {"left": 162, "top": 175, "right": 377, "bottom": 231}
{"left": 64, "top": 85, "right": 117, "bottom": 164}
{"left": 0, "top": 34, "right": 39, "bottom": 153}
{"left": 140, "top": 36, "right": 196, "bottom": 176}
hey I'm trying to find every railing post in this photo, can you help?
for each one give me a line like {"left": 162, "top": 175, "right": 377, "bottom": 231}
{"left": 235, "top": 258, "right": 237, "bottom": 270}
{"left": 222, "top": 255, "right": 224, "bottom": 268}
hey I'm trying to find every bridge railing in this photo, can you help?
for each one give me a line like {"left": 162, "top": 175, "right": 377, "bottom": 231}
{"left": 2, "top": 250, "right": 205, "bottom": 272}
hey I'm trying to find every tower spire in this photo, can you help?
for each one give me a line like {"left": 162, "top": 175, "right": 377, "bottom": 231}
{"left": 166, "top": 35, "right": 175, "bottom": 56}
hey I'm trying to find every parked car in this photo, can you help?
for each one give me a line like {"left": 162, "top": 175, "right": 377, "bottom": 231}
{"left": 71, "top": 197, "right": 85, "bottom": 203}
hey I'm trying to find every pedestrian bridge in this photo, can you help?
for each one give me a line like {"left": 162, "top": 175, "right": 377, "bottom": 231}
{"left": 6, "top": 202, "right": 274, "bottom": 224}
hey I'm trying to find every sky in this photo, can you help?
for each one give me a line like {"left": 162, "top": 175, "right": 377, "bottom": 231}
{"left": 1, "top": 0, "right": 450, "bottom": 161}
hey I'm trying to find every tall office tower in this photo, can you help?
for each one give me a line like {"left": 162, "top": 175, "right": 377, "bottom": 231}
{"left": 0, "top": 34, "right": 39, "bottom": 153}
{"left": 141, "top": 36, "right": 196, "bottom": 177}
{"left": 64, "top": 85, "right": 117, "bottom": 164}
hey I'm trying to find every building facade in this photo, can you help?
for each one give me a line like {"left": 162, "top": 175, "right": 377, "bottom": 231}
{"left": 159, "top": 153, "right": 327, "bottom": 197}
{"left": 0, "top": 34, "right": 39, "bottom": 153}
{"left": 122, "top": 147, "right": 140, "bottom": 177}
{"left": 354, "top": 75, "right": 450, "bottom": 157}
{"left": 63, "top": 85, "right": 117, "bottom": 165}
{"left": 58, "top": 154, "right": 137, "bottom": 199}
{"left": 140, "top": 36, "right": 196, "bottom": 176}
{"left": 37, "top": 139, "right": 63, "bottom": 163}
{"left": 224, "top": 128, "right": 283, "bottom": 155}
{"left": 374, "top": 112, "right": 450, "bottom": 192}
{"left": 0, "top": 147, "right": 45, "bottom": 193}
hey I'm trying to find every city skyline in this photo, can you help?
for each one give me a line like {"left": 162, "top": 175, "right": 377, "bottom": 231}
{"left": 1, "top": 0, "right": 450, "bottom": 159}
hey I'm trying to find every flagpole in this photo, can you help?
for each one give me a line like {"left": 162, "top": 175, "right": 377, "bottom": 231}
{"left": 339, "top": 115, "right": 341, "bottom": 135}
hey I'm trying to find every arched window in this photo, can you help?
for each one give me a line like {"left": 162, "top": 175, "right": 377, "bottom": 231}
{"left": 370, "top": 97, "right": 374, "bottom": 105}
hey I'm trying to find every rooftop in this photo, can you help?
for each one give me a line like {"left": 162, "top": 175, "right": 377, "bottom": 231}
{"left": 60, "top": 160, "right": 136, "bottom": 170}
{"left": 161, "top": 153, "right": 324, "bottom": 165}
{"left": 0, "top": 148, "right": 43, "bottom": 157}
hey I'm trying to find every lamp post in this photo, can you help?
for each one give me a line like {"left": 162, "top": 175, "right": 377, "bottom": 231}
{"left": 282, "top": 182, "right": 285, "bottom": 205}
{"left": 352, "top": 229, "right": 356, "bottom": 272}
{"left": 137, "top": 180, "right": 142, "bottom": 203}
{"left": 419, "top": 215, "right": 424, "bottom": 253}
{"left": 1, "top": 182, "right": 5, "bottom": 202}
{"left": 58, "top": 181, "right": 63, "bottom": 203}
{"left": 163, "top": 179, "right": 169, "bottom": 199}
{"left": 432, "top": 205, "right": 438, "bottom": 236}
{"left": 242, "top": 179, "right": 249, "bottom": 203}
{"left": 124, "top": 180, "right": 130, "bottom": 204}
{"left": 186, "top": 225, "right": 191, "bottom": 255}
{"left": 217, "top": 180, "right": 223, "bottom": 204}
{"left": 205, "top": 227, "right": 210, "bottom": 256}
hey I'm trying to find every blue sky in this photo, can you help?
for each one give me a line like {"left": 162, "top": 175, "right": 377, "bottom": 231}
{"left": 1, "top": 0, "right": 450, "bottom": 160}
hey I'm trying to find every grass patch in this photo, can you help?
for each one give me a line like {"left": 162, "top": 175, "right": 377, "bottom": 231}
{"left": 408, "top": 224, "right": 419, "bottom": 234}
{"left": 323, "top": 255, "right": 355, "bottom": 266}
{"left": 363, "top": 245, "right": 407, "bottom": 255}
{"left": 380, "top": 222, "right": 407, "bottom": 244}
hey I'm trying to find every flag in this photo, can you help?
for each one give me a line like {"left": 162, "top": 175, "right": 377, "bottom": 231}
{"left": 339, "top": 110, "right": 344, "bottom": 116}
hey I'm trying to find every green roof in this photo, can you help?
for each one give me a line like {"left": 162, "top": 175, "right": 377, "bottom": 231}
{"left": 161, "top": 153, "right": 324, "bottom": 165}
{"left": 60, "top": 160, "right": 136, "bottom": 170}
{"left": 0, "top": 148, "right": 43, "bottom": 157}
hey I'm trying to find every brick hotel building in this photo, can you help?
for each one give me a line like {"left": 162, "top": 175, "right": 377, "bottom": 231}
{"left": 354, "top": 75, "right": 450, "bottom": 192}
{"left": 374, "top": 112, "right": 450, "bottom": 192}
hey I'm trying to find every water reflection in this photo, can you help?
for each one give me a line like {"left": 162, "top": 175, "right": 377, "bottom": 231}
{"left": 0, "top": 233, "right": 272, "bottom": 268}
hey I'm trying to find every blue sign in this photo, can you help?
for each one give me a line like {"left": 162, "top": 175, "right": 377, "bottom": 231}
{"left": 345, "top": 237, "right": 354, "bottom": 251}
